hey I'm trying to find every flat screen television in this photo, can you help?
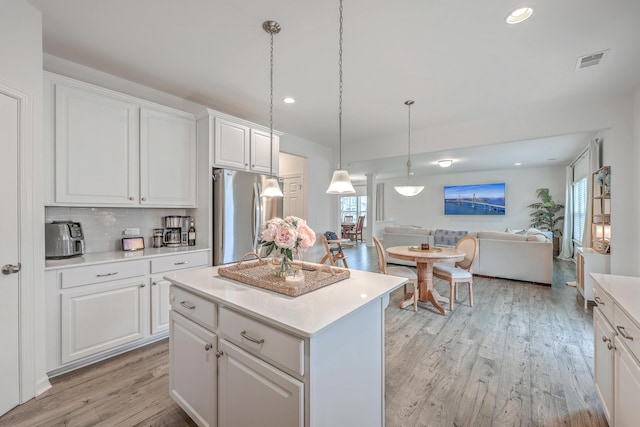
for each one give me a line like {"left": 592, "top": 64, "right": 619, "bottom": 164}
{"left": 444, "top": 183, "right": 505, "bottom": 215}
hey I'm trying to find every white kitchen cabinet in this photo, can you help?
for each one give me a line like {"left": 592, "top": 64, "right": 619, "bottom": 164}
{"left": 46, "top": 73, "right": 197, "bottom": 208}
{"left": 54, "top": 83, "right": 139, "bottom": 205}
{"left": 169, "top": 311, "right": 217, "bottom": 427}
{"left": 45, "top": 249, "right": 210, "bottom": 375}
{"left": 592, "top": 273, "right": 640, "bottom": 427}
{"left": 61, "top": 277, "right": 148, "bottom": 364}
{"left": 576, "top": 247, "right": 610, "bottom": 310}
{"left": 593, "top": 307, "right": 615, "bottom": 424}
{"left": 218, "top": 339, "right": 303, "bottom": 427}
{"left": 140, "top": 107, "right": 197, "bottom": 207}
{"left": 198, "top": 110, "right": 280, "bottom": 175}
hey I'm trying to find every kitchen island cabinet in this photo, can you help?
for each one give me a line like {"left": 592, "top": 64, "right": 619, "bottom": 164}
{"left": 45, "top": 248, "right": 209, "bottom": 376}
{"left": 165, "top": 264, "right": 407, "bottom": 427}
{"left": 592, "top": 273, "right": 640, "bottom": 426}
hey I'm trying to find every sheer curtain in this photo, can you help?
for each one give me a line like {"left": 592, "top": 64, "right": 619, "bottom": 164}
{"left": 582, "top": 138, "right": 602, "bottom": 248}
{"left": 559, "top": 165, "right": 574, "bottom": 260}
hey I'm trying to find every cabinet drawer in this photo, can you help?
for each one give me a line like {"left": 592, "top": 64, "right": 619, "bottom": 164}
{"left": 614, "top": 305, "right": 640, "bottom": 362}
{"left": 151, "top": 251, "right": 208, "bottom": 274}
{"left": 170, "top": 286, "right": 217, "bottom": 330}
{"left": 594, "top": 286, "right": 614, "bottom": 322}
{"left": 219, "top": 307, "right": 304, "bottom": 376}
{"left": 61, "top": 260, "right": 146, "bottom": 289}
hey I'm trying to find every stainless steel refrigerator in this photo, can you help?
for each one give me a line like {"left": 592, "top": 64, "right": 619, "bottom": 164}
{"left": 212, "top": 168, "right": 283, "bottom": 265}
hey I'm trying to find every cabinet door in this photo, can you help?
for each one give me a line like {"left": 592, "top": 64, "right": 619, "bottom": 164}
{"left": 614, "top": 337, "right": 640, "bottom": 427}
{"left": 218, "top": 339, "right": 303, "bottom": 427}
{"left": 250, "top": 129, "right": 278, "bottom": 174}
{"left": 170, "top": 311, "right": 217, "bottom": 427}
{"left": 140, "top": 108, "right": 197, "bottom": 207}
{"left": 593, "top": 308, "right": 614, "bottom": 424}
{"left": 150, "top": 276, "right": 171, "bottom": 335}
{"left": 60, "top": 278, "right": 148, "bottom": 364}
{"left": 55, "top": 84, "right": 139, "bottom": 205}
{"left": 214, "top": 118, "right": 250, "bottom": 170}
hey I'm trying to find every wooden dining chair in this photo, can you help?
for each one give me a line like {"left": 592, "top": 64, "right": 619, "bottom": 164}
{"left": 433, "top": 235, "right": 478, "bottom": 310}
{"left": 373, "top": 237, "right": 418, "bottom": 312}
{"left": 345, "top": 215, "right": 365, "bottom": 242}
{"left": 319, "top": 232, "right": 349, "bottom": 268}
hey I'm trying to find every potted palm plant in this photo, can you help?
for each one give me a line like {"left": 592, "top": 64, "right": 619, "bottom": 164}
{"left": 528, "top": 188, "right": 564, "bottom": 256}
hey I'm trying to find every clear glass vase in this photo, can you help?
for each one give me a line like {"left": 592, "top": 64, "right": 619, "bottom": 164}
{"left": 268, "top": 252, "right": 291, "bottom": 278}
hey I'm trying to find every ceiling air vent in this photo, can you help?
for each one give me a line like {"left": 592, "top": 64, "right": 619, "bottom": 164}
{"left": 575, "top": 49, "right": 609, "bottom": 70}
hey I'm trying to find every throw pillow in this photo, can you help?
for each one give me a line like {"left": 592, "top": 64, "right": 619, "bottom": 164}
{"left": 434, "top": 229, "right": 468, "bottom": 247}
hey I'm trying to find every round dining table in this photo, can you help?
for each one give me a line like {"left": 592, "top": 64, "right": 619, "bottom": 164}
{"left": 386, "top": 246, "right": 465, "bottom": 315}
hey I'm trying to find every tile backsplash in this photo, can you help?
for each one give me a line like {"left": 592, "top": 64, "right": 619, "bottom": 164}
{"left": 45, "top": 207, "right": 188, "bottom": 253}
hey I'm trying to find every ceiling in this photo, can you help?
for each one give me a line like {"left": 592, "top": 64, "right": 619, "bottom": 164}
{"left": 26, "top": 0, "right": 640, "bottom": 180}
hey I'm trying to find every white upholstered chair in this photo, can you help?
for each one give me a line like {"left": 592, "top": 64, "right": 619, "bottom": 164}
{"left": 433, "top": 235, "right": 478, "bottom": 311}
{"left": 373, "top": 237, "right": 418, "bottom": 312}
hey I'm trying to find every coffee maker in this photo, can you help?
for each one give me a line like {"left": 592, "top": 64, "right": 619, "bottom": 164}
{"left": 163, "top": 216, "right": 190, "bottom": 247}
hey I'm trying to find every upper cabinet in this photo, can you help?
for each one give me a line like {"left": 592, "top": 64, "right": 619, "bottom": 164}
{"left": 45, "top": 73, "right": 197, "bottom": 207}
{"left": 198, "top": 109, "right": 280, "bottom": 175}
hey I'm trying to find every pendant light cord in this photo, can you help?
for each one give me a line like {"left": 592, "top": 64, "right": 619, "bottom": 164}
{"left": 338, "top": 0, "right": 344, "bottom": 170}
{"left": 269, "top": 28, "right": 275, "bottom": 178}
{"left": 405, "top": 100, "right": 414, "bottom": 182}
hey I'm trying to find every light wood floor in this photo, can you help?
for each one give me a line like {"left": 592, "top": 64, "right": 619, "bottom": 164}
{"left": 1, "top": 243, "right": 606, "bottom": 427}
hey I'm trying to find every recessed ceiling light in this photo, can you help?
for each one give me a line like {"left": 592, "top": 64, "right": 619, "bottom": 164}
{"left": 438, "top": 159, "right": 453, "bottom": 168}
{"left": 283, "top": 97, "right": 295, "bottom": 104}
{"left": 506, "top": 7, "right": 533, "bottom": 24}
{"left": 515, "top": 162, "right": 522, "bottom": 166}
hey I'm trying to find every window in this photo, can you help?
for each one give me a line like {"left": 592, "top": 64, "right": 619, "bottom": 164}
{"left": 572, "top": 177, "right": 587, "bottom": 244}
{"left": 341, "top": 196, "right": 367, "bottom": 227}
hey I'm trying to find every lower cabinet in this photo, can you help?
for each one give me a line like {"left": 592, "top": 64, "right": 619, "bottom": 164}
{"left": 593, "top": 276, "right": 640, "bottom": 427}
{"left": 61, "top": 278, "right": 148, "bottom": 364}
{"left": 593, "top": 307, "right": 614, "bottom": 424}
{"left": 218, "top": 339, "right": 304, "bottom": 427}
{"left": 150, "top": 276, "right": 172, "bottom": 334}
{"left": 169, "top": 311, "right": 217, "bottom": 427}
{"left": 576, "top": 247, "right": 610, "bottom": 309}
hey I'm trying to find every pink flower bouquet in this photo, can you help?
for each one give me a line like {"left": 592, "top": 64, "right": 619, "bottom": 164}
{"left": 258, "top": 216, "right": 316, "bottom": 261}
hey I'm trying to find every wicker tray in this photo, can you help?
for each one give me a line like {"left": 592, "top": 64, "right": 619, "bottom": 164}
{"left": 217, "top": 253, "right": 350, "bottom": 297}
{"left": 408, "top": 246, "right": 442, "bottom": 253}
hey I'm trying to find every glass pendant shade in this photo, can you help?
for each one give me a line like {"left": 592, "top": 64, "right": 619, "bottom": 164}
{"left": 261, "top": 177, "right": 284, "bottom": 198}
{"left": 394, "top": 185, "right": 424, "bottom": 197}
{"left": 327, "top": 170, "right": 356, "bottom": 194}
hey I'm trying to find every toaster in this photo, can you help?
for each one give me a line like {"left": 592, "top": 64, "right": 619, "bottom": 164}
{"left": 45, "top": 221, "right": 86, "bottom": 259}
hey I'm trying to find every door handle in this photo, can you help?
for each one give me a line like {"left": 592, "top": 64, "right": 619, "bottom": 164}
{"left": 2, "top": 263, "right": 21, "bottom": 275}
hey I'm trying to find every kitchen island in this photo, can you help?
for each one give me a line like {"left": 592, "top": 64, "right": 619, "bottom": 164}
{"left": 164, "top": 264, "right": 407, "bottom": 427}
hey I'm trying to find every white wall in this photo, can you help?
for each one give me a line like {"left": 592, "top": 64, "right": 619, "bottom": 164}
{"left": 379, "top": 165, "right": 566, "bottom": 234}
{"left": 279, "top": 134, "right": 335, "bottom": 262}
{"left": 1, "top": 0, "right": 48, "bottom": 401}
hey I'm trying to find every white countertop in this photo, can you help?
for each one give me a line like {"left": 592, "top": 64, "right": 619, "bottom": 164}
{"left": 164, "top": 265, "right": 407, "bottom": 338}
{"left": 45, "top": 246, "right": 210, "bottom": 270}
{"left": 591, "top": 273, "right": 640, "bottom": 327}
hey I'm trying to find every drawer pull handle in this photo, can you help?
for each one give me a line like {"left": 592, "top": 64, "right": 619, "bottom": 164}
{"left": 607, "top": 342, "right": 616, "bottom": 351}
{"left": 617, "top": 326, "right": 634, "bottom": 341}
{"left": 96, "top": 272, "right": 118, "bottom": 277}
{"left": 140, "top": 284, "right": 146, "bottom": 288}
{"left": 174, "top": 261, "right": 189, "bottom": 265}
{"left": 594, "top": 296, "right": 604, "bottom": 305}
{"left": 602, "top": 335, "right": 610, "bottom": 343}
{"left": 240, "top": 331, "right": 264, "bottom": 344}
{"left": 180, "top": 301, "right": 196, "bottom": 310}
{"left": 204, "top": 343, "right": 212, "bottom": 351}
{"left": 216, "top": 350, "right": 224, "bottom": 358}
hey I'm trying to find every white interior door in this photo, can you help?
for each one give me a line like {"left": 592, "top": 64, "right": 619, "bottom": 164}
{"left": 0, "top": 91, "right": 20, "bottom": 416}
{"left": 283, "top": 175, "right": 304, "bottom": 219}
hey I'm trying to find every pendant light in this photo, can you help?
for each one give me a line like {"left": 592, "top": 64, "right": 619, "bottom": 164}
{"left": 394, "top": 100, "right": 424, "bottom": 197}
{"left": 326, "top": 0, "right": 356, "bottom": 195}
{"left": 260, "top": 20, "right": 284, "bottom": 198}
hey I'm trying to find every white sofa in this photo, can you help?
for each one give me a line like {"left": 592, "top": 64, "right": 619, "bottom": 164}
{"left": 381, "top": 226, "right": 553, "bottom": 284}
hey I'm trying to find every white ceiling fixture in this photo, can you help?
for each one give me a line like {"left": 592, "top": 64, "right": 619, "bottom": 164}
{"left": 395, "top": 100, "right": 424, "bottom": 197}
{"left": 575, "top": 49, "right": 610, "bottom": 70}
{"left": 506, "top": 7, "right": 534, "bottom": 24}
{"left": 283, "top": 97, "right": 295, "bottom": 104}
{"left": 327, "top": 0, "right": 355, "bottom": 195}
{"left": 438, "top": 159, "right": 453, "bottom": 168}
{"left": 260, "top": 20, "right": 284, "bottom": 198}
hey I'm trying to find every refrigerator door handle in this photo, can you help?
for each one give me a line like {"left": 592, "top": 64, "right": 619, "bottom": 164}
{"left": 252, "top": 182, "right": 261, "bottom": 251}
